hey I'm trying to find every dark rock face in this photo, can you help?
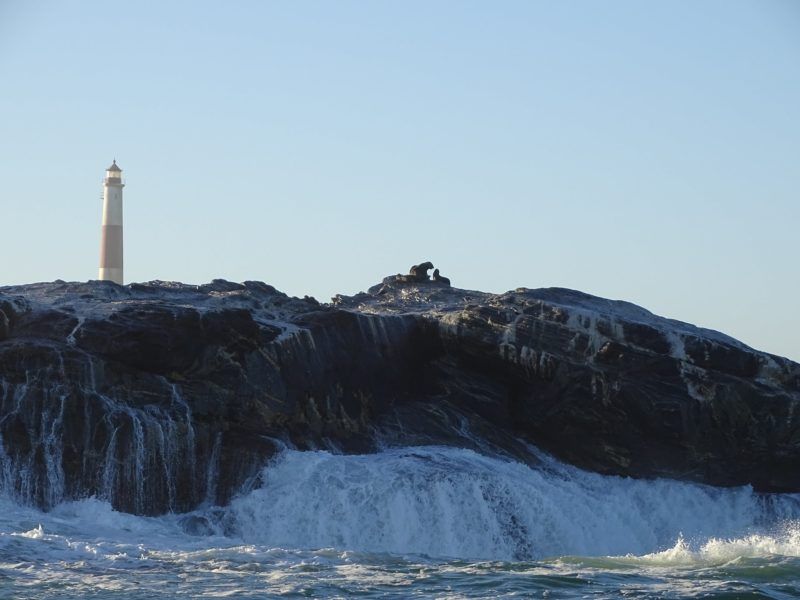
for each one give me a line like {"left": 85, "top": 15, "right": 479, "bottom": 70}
{"left": 0, "top": 277, "right": 798, "bottom": 515}
{"left": 0, "top": 311, "right": 8, "bottom": 342}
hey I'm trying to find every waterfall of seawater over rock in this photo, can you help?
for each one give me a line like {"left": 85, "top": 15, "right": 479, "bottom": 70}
{"left": 0, "top": 350, "right": 218, "bottom": 514}
{"left": 226, "top": 445, "right": 800, "bottom": 561}
{"left": 0, "top": 341, "right": 799, "bottom": 567}
{"left": 1, "top": 345, "right": 799, "bottom": 562}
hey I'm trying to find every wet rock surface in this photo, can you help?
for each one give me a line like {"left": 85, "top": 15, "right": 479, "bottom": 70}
{"left": 0, "top": 276, "right": 798, "bottom": 514}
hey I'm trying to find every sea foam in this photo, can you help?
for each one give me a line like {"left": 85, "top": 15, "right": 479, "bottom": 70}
{"left": 227, "top": 446, "right": 800, "bottom": 561}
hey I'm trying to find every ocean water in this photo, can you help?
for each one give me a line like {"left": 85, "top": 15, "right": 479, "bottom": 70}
{"left": 1, "top": 446, "right": 799, "bottom": 599}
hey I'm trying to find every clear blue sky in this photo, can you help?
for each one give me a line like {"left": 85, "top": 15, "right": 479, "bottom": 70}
{"left": 1, "top": 1, "right": 798, "bottom": 361}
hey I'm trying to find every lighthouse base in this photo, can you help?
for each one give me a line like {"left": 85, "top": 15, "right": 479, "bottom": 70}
{"left": 98, "top": 267, "right": 123, "bottom": 285}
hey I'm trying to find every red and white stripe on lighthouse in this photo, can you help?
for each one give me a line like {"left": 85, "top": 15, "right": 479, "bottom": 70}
{"left": 99, "top": 160, "right": 125, "bottom": 284}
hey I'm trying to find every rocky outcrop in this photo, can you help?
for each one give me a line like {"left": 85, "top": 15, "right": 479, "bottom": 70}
{"left": 408, "top": 261, "right": 434, "bottom": 282}
{"left": 432, "top": 269, "right": 450, "bottom": 286}
{"left": 0, "top": 276, "right": 798, "bottom": 515}
{"left": 377, "top": 261, "right": 452, "bottom": 291}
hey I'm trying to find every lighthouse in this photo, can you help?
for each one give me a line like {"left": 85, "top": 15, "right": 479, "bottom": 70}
{"left": 98, "top": 160, "right": 125, "bottom": 284}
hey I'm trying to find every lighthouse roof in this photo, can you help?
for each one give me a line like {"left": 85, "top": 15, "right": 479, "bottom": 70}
{"left": 106, "top": 160, "right": 122, "bottom": 172}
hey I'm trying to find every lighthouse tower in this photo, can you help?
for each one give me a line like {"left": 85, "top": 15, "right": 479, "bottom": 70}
{"left": 99, "top": 160, "right": 125, "bottom": 284}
